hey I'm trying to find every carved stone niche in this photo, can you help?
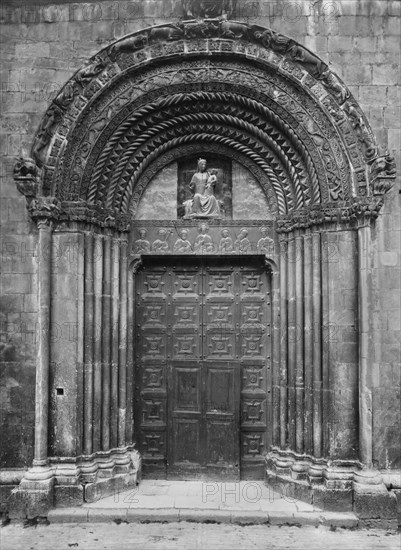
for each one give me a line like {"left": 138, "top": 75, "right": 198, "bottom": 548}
{"left": 135, "top": 156, "right": 273, "bottom": 221}
{"left": 177, "top": 155, "right": 232, "bottom": 219}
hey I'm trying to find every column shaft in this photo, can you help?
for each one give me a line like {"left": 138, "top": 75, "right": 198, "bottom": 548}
{"left": 83, "top": 233, "right": 94, "bottom": 455}
{"left": 33, "top": 221, "right": 52, "bottom": 465}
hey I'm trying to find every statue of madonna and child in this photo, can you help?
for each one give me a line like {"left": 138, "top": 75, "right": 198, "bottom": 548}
{"left": 183, "top": 158, "right": 222, "bottom": 219}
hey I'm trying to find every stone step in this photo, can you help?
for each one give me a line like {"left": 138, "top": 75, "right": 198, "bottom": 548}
{"left": 48, "top": 507, "right": 359, "bottom": 528}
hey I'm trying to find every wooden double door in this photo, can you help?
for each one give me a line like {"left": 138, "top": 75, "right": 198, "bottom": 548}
{"left": 134, "top": 257, "right": 270, "bottom": 480}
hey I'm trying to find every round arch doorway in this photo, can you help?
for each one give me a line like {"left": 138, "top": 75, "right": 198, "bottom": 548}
{"left": 11, "top": 19, "right": 396, "bottom": 515}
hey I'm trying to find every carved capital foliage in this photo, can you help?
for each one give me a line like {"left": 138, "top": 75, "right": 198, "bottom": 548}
{"left": 27, "top": 21, "right": 388, "bottom": 225}
{"left": 276, "top": 198, "right": 387, "bottom": 233}
{"left": 28, "top": 197, "right": 61, "bottom": 224}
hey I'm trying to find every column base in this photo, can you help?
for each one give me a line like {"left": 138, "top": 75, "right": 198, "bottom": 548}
{"left": 353, "top": 470, "right": 399, "bottom": 529}
{"left": 265, "top": 451, "right": 399, "bottom": 526}
{"left": 8, "top": 469, "right": 55, "bottom": 519}
{"left": 4, "top": 448, "right": 142, "bottom": 519}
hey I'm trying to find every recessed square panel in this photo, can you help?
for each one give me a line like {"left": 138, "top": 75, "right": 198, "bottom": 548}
{"left": 241, "top": 303, "right": 264, "bottom": 326}
{"left": 241, "top": 399, "right": 265, "bottom": 425}
{"left": 173, "top": 334, "right": 200, "bottom": 358}
{"left": 173, "top": 273, "right": 198, "bottom": 296}
{"left": 240, "top": 273, "right": 264, "bottom": 294}
{"left": 142, "top": 432, "right": 166, "bottom": 458}
{"left": 240, "top": 333, "right": 265, "bottom": 358}
{"left": 141, "top": 334, "right": 166, "bottom": 359}
{"left": 242, "top": 433, "right": 266, "bottom": 458}
{"left": 142, "top": 398, "right": 165, "bottom": 424}
{"left": 173, "top": 303, "right": 199, "bottom": 327}
{"left": 205, "top": 333, "right": 235, "bottom": 359}
{"left": 206, "top": 304, "right": 234, "bottom": 327}
{"left": 206, "top": 273, "right": 233, "bottom": 296}
{"left": 242, "top": 366, "right": 265, "bottom": 392}
{"left": 142, "top": 366, "right": 165, "bottom": 389}
{"left": 143, "top": 274, "right": 166, "bottom": 295}
{"left": 141, "top": 303, "right": 166, "bottom": 327}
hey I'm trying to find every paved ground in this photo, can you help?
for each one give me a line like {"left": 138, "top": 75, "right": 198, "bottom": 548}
{"left": 48, "top": 480, "right": 358, "bottom": 527}
{"left": 84, "top": 480, "right": 310, "bottom": 511}
{"left": 1, "top": 522, "right": 400, "bottom": 550}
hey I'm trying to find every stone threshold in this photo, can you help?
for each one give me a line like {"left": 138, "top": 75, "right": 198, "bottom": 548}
{"left": 48, "top": 507, "right": 358, "bottom": 527}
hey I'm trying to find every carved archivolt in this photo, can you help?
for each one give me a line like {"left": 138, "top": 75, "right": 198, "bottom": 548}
{"left": 23, "top": 20, "right": 394, "bottom": 229}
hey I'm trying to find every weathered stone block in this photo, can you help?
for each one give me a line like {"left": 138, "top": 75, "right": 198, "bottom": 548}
{"left": 84, "top": 471, "right": 138, "bottom": 503}
{"left": 327, "top": 36, "right": 353, "bottom": 52}
{"left": 15, "top": 42, "right": 50, "bottom": 58}
{"left": 1, "top": 273, "right": 32, "bottom": 295}
{"left": 354, "top": 489, "right": 398, "bottom": 519}
{"left": 344, "top": 64, "right": 372, "bottom": 85}
{"left": 8, "top": 478, "right": 55, "bottom": 519}
{"left": 354, "top": 36, "right": 378, "bottom": 52}
{"left": 0, "top": 485, "right": 15, "bottom": 512}
{"left": 312, "top": 487, "right": 353, "bottom": 512}
{"left": 53, "top": 484, "right": 84, "bottom": 508}
{"left": 384, "top": 16, "right": 401, "bottom": 35}
{"left": 388, "top": 128, "right": 401, "bottom": 150}
{"left": 373, "top": 64, "right": 400, "bottom": 85}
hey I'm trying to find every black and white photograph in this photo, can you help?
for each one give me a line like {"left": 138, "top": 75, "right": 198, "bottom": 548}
{"left": 0, "top": 0, "right": 400, "bottom": 548}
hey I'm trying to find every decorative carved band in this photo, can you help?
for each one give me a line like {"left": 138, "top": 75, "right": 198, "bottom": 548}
{"left": 22, "top": 21, "right": 395, "bottom": 225}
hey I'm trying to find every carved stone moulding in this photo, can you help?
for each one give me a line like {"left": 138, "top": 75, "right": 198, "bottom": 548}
{"left": 75, "top": 78, "right": 332, "bottom": 212}
{"left": 130, "top": 220, "right": 276, "bottom": 258}
{"left": 47, "top": 446, "right": 141, "bottom": 505}
{"left": 266, "top": 449, "right": 360, "bottom": 489}
{"left": 265, "top": 449, "right": 398, "bottom": 520}
{"left": 25, "top": 21, "right": 395, "bottom": 227}
{"left": 275, "top": 198, "right": 391, "bottom": 233}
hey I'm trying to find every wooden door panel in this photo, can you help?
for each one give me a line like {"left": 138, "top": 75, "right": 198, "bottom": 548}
{"left": 206, "top": 419, "right": 237, "bottom": 463}
{"left": 173, "top": 418, "right": 201, "bottom": 462}
{"left": 135, "top": 258, "right": 271, "bottom": 480}
{"left": 135, "top": 266, "right": 169, "bottom": 477}
{"left": 172, "top": 367, "right": 201, "bottom": 412}
{"left": 205, "top": 366, "right": 236, "bottom": 414}
{"left": 238, "top": 266, "right": 270, "bottom": 478}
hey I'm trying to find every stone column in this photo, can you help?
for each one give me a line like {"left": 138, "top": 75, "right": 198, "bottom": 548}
{"left": 118, "top": 238, "right": 128, "bottom": 446}
{"left": 279, "top": 236, "right": 288, "bottom": 448}
{"left": 83, "top": 232, "right": 94, "bottom": 455}
{"left": 33, "top": 219, "right": 52, "bottom": 467}
{"left": 358, "top": 225, "right": 373, "bottom": 467}
{"left": 353, "top": 222, "right": 397, "bottom": 524}
{"left": 9, "top": 216, "right": 55, "bottom": 518}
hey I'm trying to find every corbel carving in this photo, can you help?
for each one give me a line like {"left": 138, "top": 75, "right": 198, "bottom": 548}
{"left": 13, "top": 157, "right": 39, "bottom": 204}
{"left": 369, "top": 153, "right": 397, "bottom": 196}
